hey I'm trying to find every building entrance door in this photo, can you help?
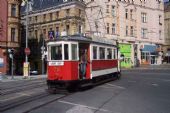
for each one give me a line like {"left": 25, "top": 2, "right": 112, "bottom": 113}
{"left": 150, "top": 55, "right": 157, "bottom": 65}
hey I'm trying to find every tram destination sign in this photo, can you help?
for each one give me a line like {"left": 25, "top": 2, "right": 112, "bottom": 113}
{"left": 49, "top": 61, "right": 64, "bottom": 66}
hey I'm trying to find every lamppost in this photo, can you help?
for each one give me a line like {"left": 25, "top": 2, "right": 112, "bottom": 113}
{"left": 21, "top": 0, "right": 31, "bottom": 78}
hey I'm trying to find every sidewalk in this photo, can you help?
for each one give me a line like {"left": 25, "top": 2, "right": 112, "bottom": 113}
{"left": 0, "top": 74, "right": 47, "bottom": 82}
{"left": 122, "top": 64, "right": 170, "bottom": 70}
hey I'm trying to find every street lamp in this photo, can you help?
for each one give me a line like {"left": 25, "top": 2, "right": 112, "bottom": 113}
{"left": 21, "top": 0, "right": 31, "bottom": 78}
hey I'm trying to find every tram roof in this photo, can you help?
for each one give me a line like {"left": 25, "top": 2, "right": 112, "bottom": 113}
{"left": 46, "top": 35, "right": 117, "bottom": 46}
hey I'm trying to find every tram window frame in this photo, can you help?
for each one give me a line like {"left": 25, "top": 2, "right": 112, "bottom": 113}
{"left": 64, "top": 44, "right": 69, "bottom": 60}
{"left": 50, "top": 44, "right": 63, "bottom": 61}
{"left": 99, "top": 47, "right": 106, "bottom": 59}
{"left": 107, "top": 48, "right": 112, "bottom": 59}
{"left": 93, "top": 46, "right": 98, "bottom": 60}
{"left": 71, "top": 44, "right": 78, "bottom": 60}
{"left": 113, "top": 48, "right": 117, "bottom": 59}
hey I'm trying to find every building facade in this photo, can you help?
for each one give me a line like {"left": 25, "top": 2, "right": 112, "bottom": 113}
{"left": 21, "top": 0, "right": 86, "bottom": 73}
{"left": 0, "top": 0, "right": 21, "bottom": 74}
{"left": 164, "top": 2, "right": 170, "bottom": 63}
{"left": 85, "top": 0, "right": 164, "bottom": 67}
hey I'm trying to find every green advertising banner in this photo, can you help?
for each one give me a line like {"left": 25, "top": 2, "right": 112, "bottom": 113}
{"left": 119, "top": 44, "right": 132, "bottom": 68}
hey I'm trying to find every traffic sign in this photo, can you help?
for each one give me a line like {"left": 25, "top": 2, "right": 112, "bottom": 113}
{"left": 25, "top": 48, "right": 31, "bottom": 55}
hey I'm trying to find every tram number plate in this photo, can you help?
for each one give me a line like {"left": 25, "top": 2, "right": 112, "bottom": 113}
{"left": 49, "top": 61, "right": 64, "bottom": 66}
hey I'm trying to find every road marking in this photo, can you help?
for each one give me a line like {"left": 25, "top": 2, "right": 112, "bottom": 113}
{"left": 105, "top": 83, "right": 126, "bottom": 89}
{"left": 151, "top": 83, "right": 159, "bottom": 87}
{"left": 58, "top": 100, "right": 110, "bottom": 112}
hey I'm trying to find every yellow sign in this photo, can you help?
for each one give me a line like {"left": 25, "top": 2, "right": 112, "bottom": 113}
{"left": 23, "top": 62, "right": 29, "bottom": 78}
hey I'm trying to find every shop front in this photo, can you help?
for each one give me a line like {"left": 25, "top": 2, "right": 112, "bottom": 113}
{"left": 140, "top": 44, "right": 162, "bottom": 65}
{"left": 119, "top": 43, "right": 132, "bottom": 68}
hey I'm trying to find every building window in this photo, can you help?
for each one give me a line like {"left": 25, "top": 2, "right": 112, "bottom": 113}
{"left": 126, "top": 26, "right": 128, "bottom": 36}
{"left": 130, "top": 9, "right": 133, "bottom": 20}
{"left": 125, "top": 9, "right": 128, "bottom": 19}
{"left": 141, "top": 28, "right": 147, "bottom": 38}
{"left": 50, "top": 13, "right": 53, "bottom": 21}
{"left": 35, "top": 16, "right": 37, "bottom": 23}
{"left": 11, "top": 28, "right": 15, "bottom": 42}
{"left": 159, "top": 15, "right": 162, "bottom": 25}
{"left": 66, "top": 25, "right": 70, "bottom": 35}
{"left": 35, "top": 30, "right": 38, "bottom": 39}
{"left": 112, "top": 23, "right": 116, "bottom": 34}
{"left": 43, "top": 14, "right": 46, "bottom": 22}
{"left": 56, "top": 27, "right": 59, "bottom": 37}
{"left": 56, "top": 11, "right": 59, "bottom": 19}
{"left": 141, "top": 12, "right": 147, "bottom": 23}
{"left": 112, "top": 5, "right": 115, "bottom": 16}
{"left": 66, "top": 9, "right": 70, "bottom": 16}
{"left": 79, "top": 25, "right": 82, "bottom": 34}
{"left": 130, "top": 26, "right": 134, "bottom": 36}
{"left": 159, "top": 30, "right": 162, "bottom": 40}
{"left": 106, "top": 5, "right": 109, "bottom": 13}
{"left": 107, "top": 23, "right": 110, "bottom": 34}
{"left": 79, "top": 9, "right": 81, "bottom": 17}
{"left": 11, "top": 4, "right": 16, "bottom": 17}
{"left": 43, "top": 29, "right": 46, "bottom": 36}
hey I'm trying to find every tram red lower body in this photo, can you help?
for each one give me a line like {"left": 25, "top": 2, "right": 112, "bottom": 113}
{"left": 48, "top": 61, "right": 79, "bottom": 81}
{"left": 47, "top": 59, "right": 119, "bottom": 90}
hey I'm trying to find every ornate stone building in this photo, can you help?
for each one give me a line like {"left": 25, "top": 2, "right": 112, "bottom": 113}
{"left": 164, "top": 1, "right": 170, "bottom": 63}
{"left": 85, "top": 0, "right": 164, "bottom": 67}
{"left": 0, "top": 0, "right": 21, "bottom": 74}
{"left": 21, "top": 0, "right": 86, "bottom": 73}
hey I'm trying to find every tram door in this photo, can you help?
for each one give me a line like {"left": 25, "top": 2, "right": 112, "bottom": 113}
{"left": 79, "top": 43, "right": 90, "bottom": 79}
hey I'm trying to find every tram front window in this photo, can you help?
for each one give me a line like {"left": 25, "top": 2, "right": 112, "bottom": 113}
{"left": 51, "top": 45, "right": 62, "bottom": 60}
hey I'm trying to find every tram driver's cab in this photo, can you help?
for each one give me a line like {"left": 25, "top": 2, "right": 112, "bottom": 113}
{"left": 47, "top": 41, "right": 90, "bottom": 81}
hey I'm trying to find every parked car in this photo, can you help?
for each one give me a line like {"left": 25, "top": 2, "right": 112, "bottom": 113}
{"left": 30, "top": 70, "right": 38, "bottom": 75}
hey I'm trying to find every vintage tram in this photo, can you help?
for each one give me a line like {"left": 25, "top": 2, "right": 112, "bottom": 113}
{"left": 46, "top": 35, "right": 121, "bottom": 92}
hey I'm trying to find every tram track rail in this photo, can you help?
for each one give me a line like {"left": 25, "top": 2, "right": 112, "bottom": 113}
{"left": 0, "top": 79, "right": 46, "bottom": 90}
{"left": 0, "top": 90, "right": 72, "bottom": 113}
{"left": 0, "top": 82, "right": 46, "bottom": 95}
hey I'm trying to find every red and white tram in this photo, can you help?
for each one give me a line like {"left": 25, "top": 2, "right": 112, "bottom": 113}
{"left": 46, "top": 35, "right": 121, "bottom": 91}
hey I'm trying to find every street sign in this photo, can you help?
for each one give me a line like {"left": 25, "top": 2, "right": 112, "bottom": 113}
{"left": 25, "top": 48, "right": 31, "bottom": 55}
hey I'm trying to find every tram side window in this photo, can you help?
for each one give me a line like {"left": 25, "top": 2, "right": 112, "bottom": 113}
{"left": 113, "top": 49, "right": 116, "bottom": 59}
{"left": 71, "top": 44, "right": 78, "bottom": 60}
{"left": 51, "top": 45, "right": 62, "bottom": 60}
{"left": 107, "top": 48, "right": 112, "bottom": 59}
{"left": 64, "top": 44, "right": 69, "bottom": 60}
{"left": 93, "top": 46, "right": 97, "bottom": 59}
{"left": 99, "top": 47, "right": 105, "bottom": 59}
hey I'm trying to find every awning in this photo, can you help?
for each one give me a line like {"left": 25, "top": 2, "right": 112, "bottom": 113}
{"left": 141, "top": 45, "right": 157, "bottom": 52}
